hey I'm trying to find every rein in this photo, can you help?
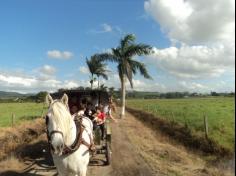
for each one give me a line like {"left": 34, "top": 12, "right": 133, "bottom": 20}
{"left": 46, "top": 115, "right": 94, "bottom": 156}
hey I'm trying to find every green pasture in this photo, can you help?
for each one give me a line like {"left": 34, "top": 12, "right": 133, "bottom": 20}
{"left": 126, "top": 97, "right": 235, "bottom": 152}
{"left": 0, "top": 102, "right": 47, "bottom": 127}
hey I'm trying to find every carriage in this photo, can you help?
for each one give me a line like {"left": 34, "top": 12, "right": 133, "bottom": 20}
{"left": 51, "top": 89, "right": 112, "bottom": 165}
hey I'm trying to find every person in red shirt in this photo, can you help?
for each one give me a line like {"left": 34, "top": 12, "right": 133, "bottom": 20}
{"left": 93, "top": 105, "right": 106, "bottom": 140}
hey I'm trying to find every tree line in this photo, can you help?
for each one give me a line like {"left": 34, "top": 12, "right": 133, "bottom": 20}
{"left": 0, "top": 90, "right": 234, "bottom": 103}
{"left": 125, "top": 91, "right": 235, "bottom": 99}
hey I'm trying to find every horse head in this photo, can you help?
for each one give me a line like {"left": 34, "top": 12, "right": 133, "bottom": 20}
{"left": 45, "top": 93, "right": 72, "bottom": 156}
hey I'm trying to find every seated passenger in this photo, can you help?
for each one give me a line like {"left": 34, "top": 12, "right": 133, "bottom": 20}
{"left": 84, "top": 102, "right": 95, "bottom": 120}
{"left": 77, "top": 104, "right": 86, "bottom": 116}
{"left": 71, "top": 105, "right": 78, "bottom": 115}
{"left": 93, "top": 105, "right": 106, "bottom": 140}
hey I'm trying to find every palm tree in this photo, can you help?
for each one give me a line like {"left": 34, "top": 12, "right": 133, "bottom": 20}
{"left": 95, "top": 63, "right": 109, "bottom": 89}
{"left": 86, "top": 57, "right": 97, "bottom": 89}
{"left": 108, "top": 87, "right": 115, "bottom": 97}
{"left": 100, "top": 84, "right": 108, "bottom": 91}
{"left": 94, "top": 34, "right": 153, "bottom": 118}
{"left": 86, "top": 55, "right": 109, "bottom": 89}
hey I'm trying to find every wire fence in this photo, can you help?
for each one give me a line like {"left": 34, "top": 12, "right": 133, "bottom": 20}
{"left": 0, "top": 102, "right": 47, "bottom": 127}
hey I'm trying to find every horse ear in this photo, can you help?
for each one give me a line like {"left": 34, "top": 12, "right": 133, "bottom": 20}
{"left": 61, "top": 93, "right": 68, "bottom": 105}
{"left": 46, "top": 94, "right": 53, "bottom": 106}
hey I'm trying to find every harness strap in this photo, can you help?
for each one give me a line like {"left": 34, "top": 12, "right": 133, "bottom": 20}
{"left": 49, "top": 130, "right": 64, "bottom": 138}
{"left": 62, "top": 115, "right": 95, "bottom": 155}
{"left": 81, "top": 128, "right": 95, "bottom": 151}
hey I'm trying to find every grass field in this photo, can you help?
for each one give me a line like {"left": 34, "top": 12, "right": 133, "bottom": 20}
{"left": 126, "top": 97, "right": 235, "bottom": 152}
{"left": 0, "top": 102, "right": 46, "bottom": 127}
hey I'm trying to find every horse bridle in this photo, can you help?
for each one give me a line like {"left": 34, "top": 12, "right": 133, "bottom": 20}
{"left": 45, "top": 115, "right": 64, "bottom": 152}
{"left": 45, "top": 115, "right": 94, "bottom": 155}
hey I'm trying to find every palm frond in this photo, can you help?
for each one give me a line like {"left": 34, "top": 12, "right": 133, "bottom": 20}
{"left": 123, "top": 44, "right": 153, "bottom": 58}
{"left": 112, "top": 48, "right": 122, "bottom": 59}
{"left": 97, "top": 72, "right": 108, "bottom": 80}
{"left": 130, "top": 60, "right": 152, "bottom": 79}
{"left": 93, "top": 52, "right": 119, "bottom": 63}
{"left": 86, "top": 57, "right": 99, "bottom": 74}
{"left": 124, "top": 61, "right": 133, "bottom": 88}
{"left": 120, "top": 34, "right": 136, "bottom": 49}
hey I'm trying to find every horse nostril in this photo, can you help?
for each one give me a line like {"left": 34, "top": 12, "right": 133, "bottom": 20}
{"left": 51, "top": 145, "right": 55, "bottom": 152}
{"left": 56, "top": 144, "right": 63, "bottom": 151}
{"left": 57, "top": 146, "right": 61, "bottom": 152}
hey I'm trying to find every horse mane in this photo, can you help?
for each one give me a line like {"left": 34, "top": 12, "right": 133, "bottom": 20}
{"left": 51, "top": 100, "right": 73, "bottom": 142}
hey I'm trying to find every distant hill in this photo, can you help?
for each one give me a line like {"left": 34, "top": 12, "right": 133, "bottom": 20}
{"left": 0, "top": 91, "right": 33, "bottom": 99}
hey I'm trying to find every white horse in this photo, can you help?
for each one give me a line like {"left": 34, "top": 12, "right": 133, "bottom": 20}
{"left": 45, "top": 93, "right": 93, "bottom": 176}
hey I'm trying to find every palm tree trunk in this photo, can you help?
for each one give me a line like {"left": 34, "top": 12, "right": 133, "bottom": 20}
{"left": 91, "top": 74, "right": 94, "bottom": 89}
{"left": 98, "top": 76, "right": 100, "bottom": 89}
{"left": 121, "top": 74, "right": 126, "bottom": 118}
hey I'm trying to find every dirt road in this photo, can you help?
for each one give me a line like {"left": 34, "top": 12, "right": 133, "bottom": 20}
{"left": 0, "top": 109, "right": 233, "bottom": 176}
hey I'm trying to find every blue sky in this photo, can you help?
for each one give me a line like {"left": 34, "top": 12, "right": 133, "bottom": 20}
{"left": 0, "top": 0, "right": 235, "bottom": 93}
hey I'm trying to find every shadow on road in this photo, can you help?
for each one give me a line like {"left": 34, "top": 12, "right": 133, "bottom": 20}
{"left": 0, "top": 139, "right": 108, "bottom": 176}
{"left": 0, "top": 140, "right": 56, "bottom": 176}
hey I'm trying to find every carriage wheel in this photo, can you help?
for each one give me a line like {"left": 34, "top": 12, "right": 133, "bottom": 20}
{"left": 105, "top": 141, "right": 111, "bottom": 165}
{"left": 94, "top": 128, "right": 101, "bottom": 146}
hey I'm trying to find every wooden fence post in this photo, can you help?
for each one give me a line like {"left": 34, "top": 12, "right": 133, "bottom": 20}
{"left": 155, "top": 106, "right": 158, "bottom": 114}
{"left": 204, "top": 115, "right": 209, "bottom": 139}
{"left": 183, "top": 113, "right": 188, "bottom": 128}
{"left": 11, "top": 113, "right": 15, "bottom": 127}
{"left": 171, "top": 112, "right": 175, "bottom": 125}
{"left": 171, "top": 112, "right": 175, "bottom": 121}
{"left": 41, "top": 103, "right": 46, "bottom": 118}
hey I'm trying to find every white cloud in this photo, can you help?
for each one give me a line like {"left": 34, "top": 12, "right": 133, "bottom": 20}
{"left": 0, "top": 74, "right": 36, "bottom": 87}
{"left": 0, "top": 68, "right": 233, "bottom": 93}
{"left": 90, "top": 23, "right": 113, "bottom": 34}
{"left": 90, "top": 23, "right": 123, "bottom": 35}
{"left": 114, "top": 26, "right": 123, "bottom": 34}
{"left": 63, "top": 80, "right": 79, "bottom": 89}
{"left": 102, "top": 23, "right": 112, "bottom": 32}
{"left": 0, "top": 71, "right": 89, "bottom": 93}
{"left": 79, "top": 66, "right": 89, "bottom": 74}
{"left": 47, "top": 50, "right": 74, "bottom": 60}
{"left": 101, "top": 71, "right": 233, "bottom": 92}
{"left": 144, "top": 0, "right": 235, "bottom": 44}
{"left": 179, "top": 81, "right": 208, "bottom": 91}
{"left": 177, "top": 80, "right": 235, "bottom": 93}
{"left": 126, "top": 79, "right": 166, "bottom": 92}
{"left": 0, "top": 73, "right": 60, "bottom": 93}
{"left": 38, "top": 65, "right": 56, "bottom": 75}
{"left": 99, "top": 72, "right": 166, "bottom": 92}
{"left": 144, "top": 0, "right": 235, "bottom": 92}
{"left": 148, "top": 44, "right": 235, "bottom": 79}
